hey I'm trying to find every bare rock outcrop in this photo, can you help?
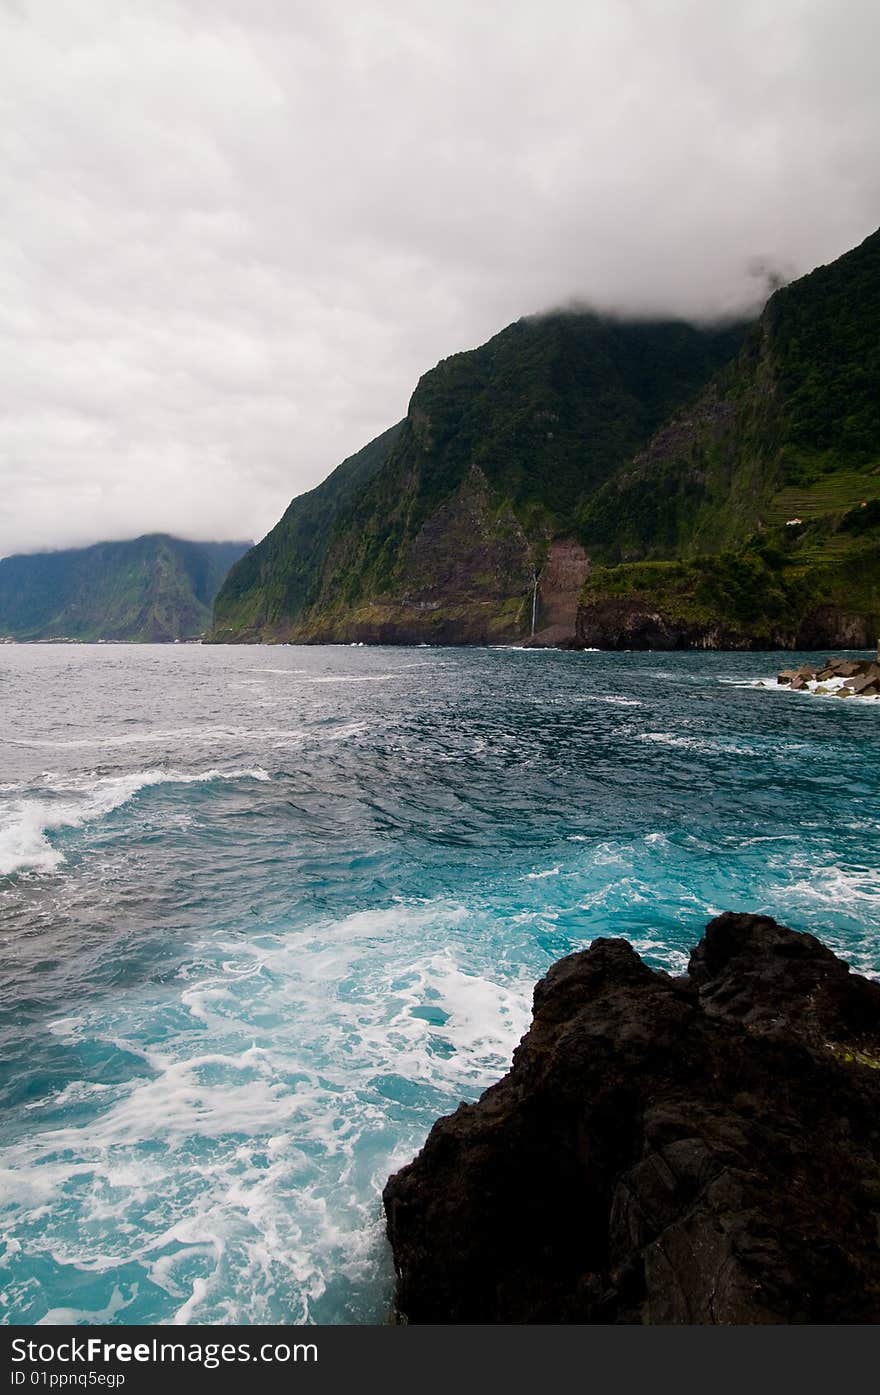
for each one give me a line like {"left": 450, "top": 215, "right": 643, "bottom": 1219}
{"left": 575, "top": 598, "right": 875, "bottom": 651}
{"left": 384, "top": 913, "right": 880, "bottom": 1323}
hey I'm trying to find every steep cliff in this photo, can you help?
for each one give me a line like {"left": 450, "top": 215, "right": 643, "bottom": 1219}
{"left": 211, "top": 315, "right": 747, "bottom": 643}
{"left": 384, "top": 913, "right": 880, "bottom": 1324}
{"left": 212, "top": 226, "right": 879, "bottom": 650}
{"left": 576, "top": 226, "right": 880, "bottom": 647}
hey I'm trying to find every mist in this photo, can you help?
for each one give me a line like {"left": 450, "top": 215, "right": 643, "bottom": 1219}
{"left": 1, "top": 0, "right": 878, "bottom": 556}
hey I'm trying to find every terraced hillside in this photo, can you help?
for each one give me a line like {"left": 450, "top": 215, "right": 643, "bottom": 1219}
{"left": 577, "top": 226, "right": 880, "bottom": 648}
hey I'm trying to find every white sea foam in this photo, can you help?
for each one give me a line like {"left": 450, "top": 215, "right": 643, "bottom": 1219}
{"left": 0, "top": 893, "right": 534, "bottom": 1323}
{"left": 639, "top": 731, "right": 758, "bottom": 756}
{"left": 417, "top": 955, "right": 532, "bottom": 1074}
{"left": 778, "top": 860, "right": 880, "bottom": 913}
{"left": 24, "top": 1080, "right": 113, "bottom": 1111}
{"left": 644, "top": 831, "right": 670, "bottom": 847}
{"left": 255, "top": 667, "right": 409, "bottom": 683}
{"left": 590, "top": 694, "right": 643, "bottom": 707}
{"left": 720, "top": 675, "right": 880, "bottom": 702}
{"left": 8, "top": 726, "right": 299, "bottom": 750}
{"left": 37, "top": 1285, "right": 132, "bottom": 1326}
{"left": 0, "top": 767, "right": 270, "bottom": 877}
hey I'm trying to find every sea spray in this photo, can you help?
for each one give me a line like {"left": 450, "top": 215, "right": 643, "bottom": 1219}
{"left": 0, "top": 642, "right": 877, "bottom": 1322}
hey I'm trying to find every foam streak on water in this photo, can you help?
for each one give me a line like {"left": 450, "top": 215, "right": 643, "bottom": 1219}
{"left": 0, "top": 643, "right": 878, "bottom": 1324}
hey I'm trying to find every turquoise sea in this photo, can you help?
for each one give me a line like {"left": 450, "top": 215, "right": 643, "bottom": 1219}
{"left": 0, "top": 643, "right": 878, "bottom": 1324}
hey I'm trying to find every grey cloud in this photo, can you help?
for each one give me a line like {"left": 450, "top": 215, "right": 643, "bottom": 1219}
{"left": 1, "top": 0, "right": 879, "bottom": 555}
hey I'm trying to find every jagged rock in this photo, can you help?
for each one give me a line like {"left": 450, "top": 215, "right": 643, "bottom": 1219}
{"left": 575, "top": 599, "right": 765, "bottom": 651}
{"left": 796, "top": 607, "right": 873, "bottom": 651}
{"left": 383, "top": 913, "right": 880, "bottom": 1324}
{"left": 574, "top": 599, "right": 877, "bottom": 652}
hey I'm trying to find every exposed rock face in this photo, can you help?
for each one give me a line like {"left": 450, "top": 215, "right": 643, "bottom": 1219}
{"left": 575, "top": 597, "right": 875, "bottom": 651}
{"left": 383, "top": 913, "right": 880, "bottom": 1323}
{"left": 575, "top": 598, "right": 764, "bottom": 650}
{"left": 795, "top": 606, "right": 873, "bottom": 650}
{"left": 304, "top": 466, "right": 535, "bottom": 644}
{"left": 525, "top": 538, "right": 591, "bottom": 647}
{"left": 399, "top": 466, "right": 533, "bottom": 607}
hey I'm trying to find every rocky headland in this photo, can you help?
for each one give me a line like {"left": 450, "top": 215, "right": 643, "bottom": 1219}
{"left": 384, "top": 913, "right": 880, "bottom": 1323}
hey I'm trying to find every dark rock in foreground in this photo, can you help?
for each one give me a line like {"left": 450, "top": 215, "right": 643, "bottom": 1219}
{"left": 383, "top": 913, "right": 880, "bottom": 1323}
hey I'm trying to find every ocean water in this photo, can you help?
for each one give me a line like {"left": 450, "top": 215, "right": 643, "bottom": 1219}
{"left": 0, "top": 642, "right": 878, "bottom": 1325}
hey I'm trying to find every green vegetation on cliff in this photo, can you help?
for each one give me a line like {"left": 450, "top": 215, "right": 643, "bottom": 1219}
{"left": 212, "top": 314, "right": 746, "bottom": 642}
{"left": 576, "top": 226, "right": 880, "bottom": 644}
{"left": 213, "top": 423, "right": 404, "bottom": 638}
{"left": 581, "top": 521, "right": 880, "bottom": 647}
{"left": 213, "top": 224, "right": 879, "bottom": 648}
{"left": 0, "top": 535, "right": 250, "bottom": 642}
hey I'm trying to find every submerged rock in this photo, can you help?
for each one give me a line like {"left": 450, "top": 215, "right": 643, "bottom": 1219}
{"left": 383, "top": 913, "right": 880, "bottom": 1323}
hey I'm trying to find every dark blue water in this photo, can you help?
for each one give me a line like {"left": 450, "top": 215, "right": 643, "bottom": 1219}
{"left": 0, "top": 643, "right": 877, "bottom": 1324}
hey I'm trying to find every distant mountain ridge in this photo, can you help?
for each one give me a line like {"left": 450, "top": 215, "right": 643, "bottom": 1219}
{"left": 0, "top": 535, "right": 250, "bottom": 642}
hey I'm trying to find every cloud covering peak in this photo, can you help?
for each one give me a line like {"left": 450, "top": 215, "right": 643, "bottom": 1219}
{"left": 1, "top": 0, "right": 878, "bottom": 555}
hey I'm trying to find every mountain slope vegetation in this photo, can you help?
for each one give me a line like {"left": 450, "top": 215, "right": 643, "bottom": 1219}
{"left": 212, "top": 315, "right": 747, "bottom": 643}
{"left": 0, "top": 535, "right": 250, "bottom": 642}
{"left": 213, "top": 224, "right": 879, "bottom": 649}
{"left": 576, "top": 226, "right": 880, "bottom": 646}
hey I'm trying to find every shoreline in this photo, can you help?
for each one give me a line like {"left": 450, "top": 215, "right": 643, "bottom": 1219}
{"left": 3, "top": 635, "right": 880, "bottom": 656}
{"left": 384, "top": 913, "right": 880, "bottom": 1324}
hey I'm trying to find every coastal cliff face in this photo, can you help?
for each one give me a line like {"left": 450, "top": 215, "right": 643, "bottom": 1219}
{"left": 211, "top": 314, "right": 746, "bottom": 644}
{"left": 213, "top": 225, "right": 880, "bottom": 649}
{"left": 525, "top": 538, "right": 591, "bottom": 647}
{"left": 383, "top": 913, "right": 880, "bottom": 1324}
{"left": 575, "top": 227, "right": 880, "bottom": 647}
{"left": 574, "top": 596, "right": 875, "bottom": 650}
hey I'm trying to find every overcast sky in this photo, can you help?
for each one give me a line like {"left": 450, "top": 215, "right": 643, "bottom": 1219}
{"left": 1, "top": 0, "right": 878, "bottom": 556}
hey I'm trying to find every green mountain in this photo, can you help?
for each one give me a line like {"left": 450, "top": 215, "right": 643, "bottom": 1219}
{"left": 0, "top": 534, "right": 251, "bottom": 642}
{"left": 212, "top": 314, "right": 747, "bottom": 644}
{"left": 213, "top": 224, "right": 880, "bottom": 650}
{"left": 213, "top": 422, "right": 405, "bottom": 641}
{"left": 577, "top": 226, "right": 880, "bottom": 647}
